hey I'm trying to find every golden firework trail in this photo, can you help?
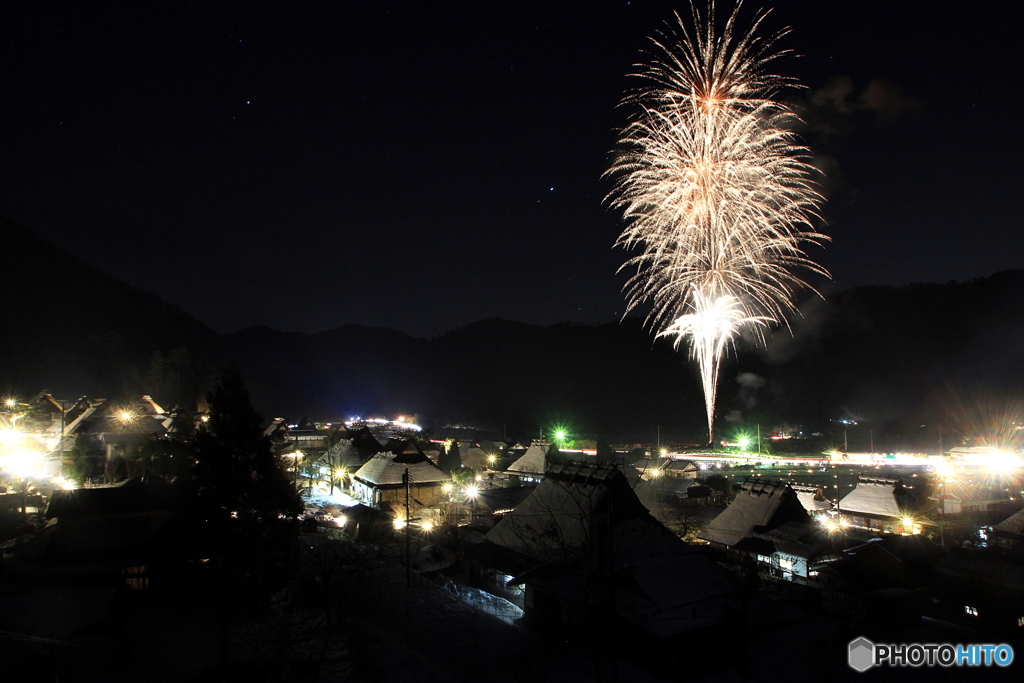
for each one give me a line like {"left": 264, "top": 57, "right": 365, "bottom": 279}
{"left": 606, "top": 2, "right": 828, "bottom": 443}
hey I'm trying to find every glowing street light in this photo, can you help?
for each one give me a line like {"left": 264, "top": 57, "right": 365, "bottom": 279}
{"left": 985, "top": 450, "right": 1021, "bottom": 475}
{"left": 4, "top": 452, "right": 43, "bottom": 480}
{"left": 51, "top": 476, "right": 76, "bottom": 491}
{"left": 0, "top": 428, "right": 24, "bottom": 446}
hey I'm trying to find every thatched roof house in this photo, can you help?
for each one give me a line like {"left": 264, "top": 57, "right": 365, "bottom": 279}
{"left": 701, "top": 480, "right": 811, "bottom": 547}
{"left": 351, "top": 439, "right": 449, "bottom": 509}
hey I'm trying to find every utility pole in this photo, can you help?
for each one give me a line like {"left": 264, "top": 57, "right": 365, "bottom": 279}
{"left": 58, "top": 401, "right": 67, "bottom": 478}
{"left": 404, "top": 468, "right": 412, "bottom": 588}
{"left": 940, "top": 481, "right": 946, "bottom": 548}
{"left": 835, "top": 466, "right": 841, "bottom": 517}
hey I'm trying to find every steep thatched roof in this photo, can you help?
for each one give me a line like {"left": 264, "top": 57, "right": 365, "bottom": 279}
{"left": 701, "top": 480, "right": 811, "bottom": 547}
{"left": 506, "top": 440, "right": 548, "bottom": 476}
{"left": 839, "top": 478, "right": 912, "bottom": 518}
{"left": 353, "top": 439, "right": 448, "bottom": 487}
{"left": 486, "top": 465, "right": 654, "bottom": 565}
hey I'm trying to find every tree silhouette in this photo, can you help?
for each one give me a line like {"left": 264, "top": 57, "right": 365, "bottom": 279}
{"left": 183, "top": 370, "right": 304, "bottom": 673}
{"left": 438, "top": 441, "right": 462, "bottom": 474}
{"left": 192, "top": 370, "right": 301, "bottom": 525}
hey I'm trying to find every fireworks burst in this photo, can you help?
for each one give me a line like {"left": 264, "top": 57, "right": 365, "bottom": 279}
{"left": 658, "top": 290, "right": 772, "bottom": 439}
{"left": 606, "top": 2, "right": 828, "bottom": 443}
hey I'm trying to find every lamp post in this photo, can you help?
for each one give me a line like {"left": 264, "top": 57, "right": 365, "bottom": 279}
{"left": 285, "top": 451, "right": 303, "bottom": 485}
{"left": 57, "top": 401, "right": 67, "bottom": 478}
{"left": 935, "top": 463, "right": 954, "bottom": 548}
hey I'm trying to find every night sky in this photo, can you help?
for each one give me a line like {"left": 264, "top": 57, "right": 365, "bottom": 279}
{"left": 2, "top": 1, "right": 1021, "bottom": 338}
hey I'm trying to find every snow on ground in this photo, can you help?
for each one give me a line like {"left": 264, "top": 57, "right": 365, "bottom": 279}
{"left": 302, "top": 487, "right": 359, "bottom": 509}
{"left": 344, "top": 561, "right": 666, "bottom": 683}
{"left": 438, "top": 581, "right": 524, "bottom": 625}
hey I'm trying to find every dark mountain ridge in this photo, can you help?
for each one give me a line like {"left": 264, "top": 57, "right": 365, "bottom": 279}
{"left": 4, "top": 217, "right": 1024, "bottom": 443}
{"left": 1, "top": 215, "right": 222, "bottom": 407}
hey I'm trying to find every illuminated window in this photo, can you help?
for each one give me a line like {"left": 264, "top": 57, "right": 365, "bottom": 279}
{"left": 1017, "top": 616, "right": 1024, "bottom": 628}
{"left": 124, "top": 565, "right": 149, "bottom": 591}
{"left": 965, "top": 605, "right": 978, "bottom": 616}
{"left": 779, "top": 558, "right": 793, "bottom": 571}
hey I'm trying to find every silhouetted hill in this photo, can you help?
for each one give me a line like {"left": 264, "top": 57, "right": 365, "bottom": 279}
{"left": 222, "top": 266, "right": 1024, "bottom": 443}
{"left": 737, "top": 270, "right": 1024, "bottom": 446}
{"left": 0, "top": 216, "right": 221, "bottom": 407}
{"left": 222, "top": 317, "right": 706, "bottom": 438}
{"left": 222, "top": 324, "right": 430, "bottom": 422}
{"left": 5, "top": 214, "right": 1024, "bottom": 443}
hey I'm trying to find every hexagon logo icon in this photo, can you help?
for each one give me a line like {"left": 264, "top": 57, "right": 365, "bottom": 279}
{"left": 848, "top": 637, "right": 875, "bottom": 672}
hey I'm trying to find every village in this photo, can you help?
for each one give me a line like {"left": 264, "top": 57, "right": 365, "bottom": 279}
{"left": 2, "top": 392, "right": 1024, "bottom": 681}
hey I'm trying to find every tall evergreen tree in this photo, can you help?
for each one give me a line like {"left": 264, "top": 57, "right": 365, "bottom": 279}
{"left": 192, "top": 370, "right": 301, "bottom": 525}
{"left": 438, "top": 441, "right": 462, "bottom": 474}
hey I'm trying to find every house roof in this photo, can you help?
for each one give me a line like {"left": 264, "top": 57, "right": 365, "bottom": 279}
{"left": 64, "top": 401, "right": 106, "bottom": 435}
{"left": 732, "top": 536, "right": 776, "bottom": 556}
{"left": 45, "top": 473, "right": 173, "bottom": 518}
{"left": 752, "top": 521, "right": 828, "bottom": 559}
{"left": 353, "top": 440, "right": 448, "bottom": 487}
{"left": 263, "top": 417, "right": 287, "bottom": 438}
{"left": 633, "top": 458, "right": 664, "bottom": 477}
{"left": 792, "top": 486, "right": 833, "bottom": 512}
{"left": 838, "top": 478, "right": 910, "bottom": 518}
{"left": 96, "top": 414, "right": 167, "bottom": 438}
{"left": 136, "top": 395, "right": 165, "bottom": 416}
{"left": 941, "top": 486, "right": 1013, "bottom": 504}
{"left": 486, "top": 465, "right": 656, "bottom": 566}
{"left": 846, "top": 535, "right": 944, "bottom": 564}
{"left": 647, "top": 476, "right": 704, "bottom": 497}
{"left": 506, "top": 441, "right": 548, "bottom": 476}
{"left": 462, "top": 447, "right": 491, "bottom": 470}
{"left": 475, "top": 486, "right": 536, "bottom": 514}
{"left": 617, "top": 551, "right": 738, "bottom": 637}
{"left": 935, "top": 550, "right": 1024, "bottom": 600}
{"left": 992, "top": 507, "right": 1024, "bottom": 536}
{"left": 701, "top": 480, "right": 810, "bottom": 547}
{"left": 347, "top": 426, "right": 384, "bottom": 458}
